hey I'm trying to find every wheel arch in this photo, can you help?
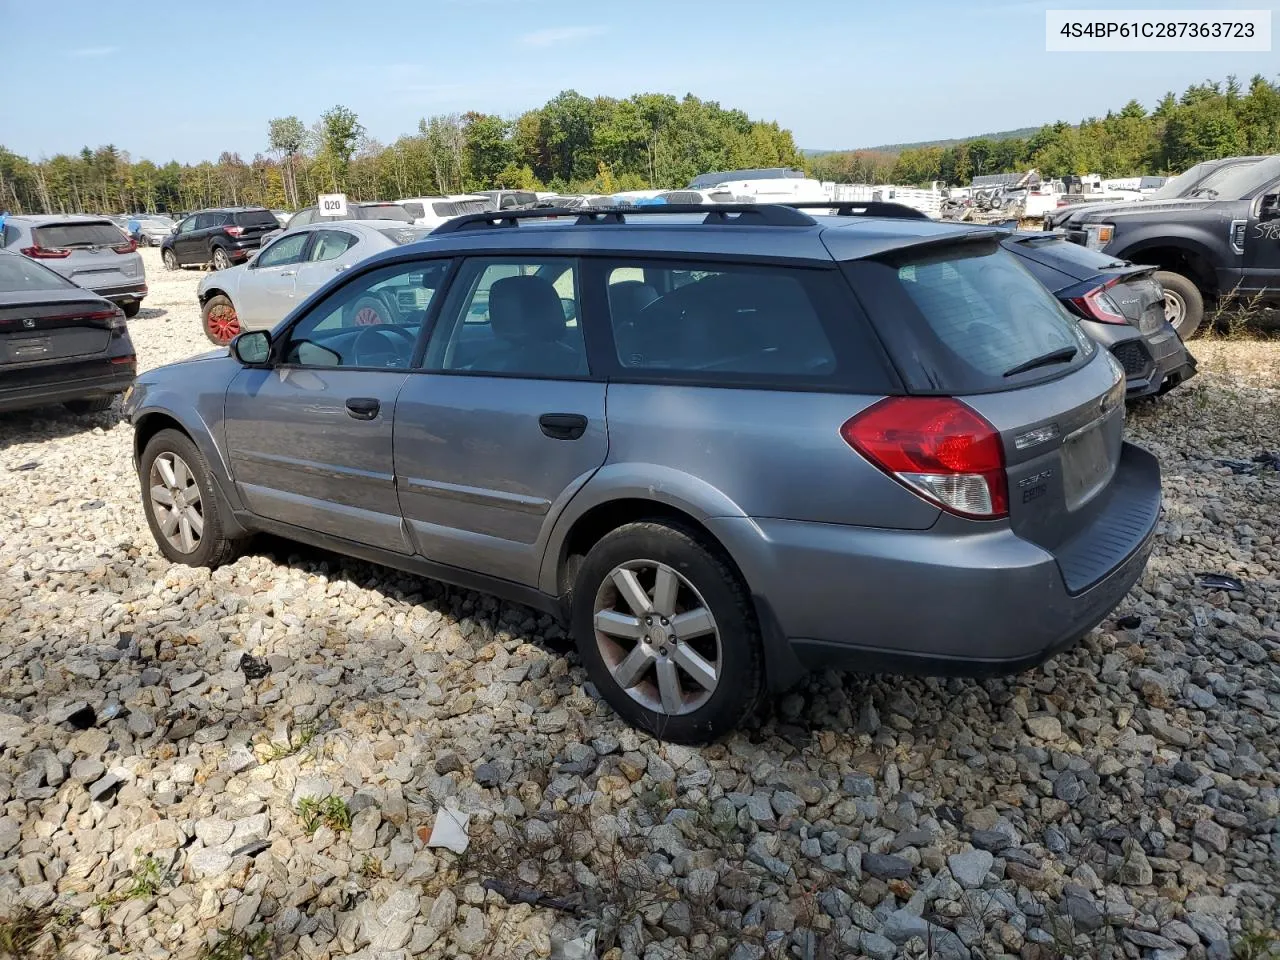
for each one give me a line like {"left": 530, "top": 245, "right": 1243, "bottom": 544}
{"left": 1115, "top": 238, "right": 1219, "bottom": 296}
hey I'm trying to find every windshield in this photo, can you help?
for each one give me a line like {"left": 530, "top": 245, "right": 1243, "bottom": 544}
{"left": 1150, "top": 162, "right": 1214, "bottom": 200}
{"left": 0, "top": 254, "right": 77, "bottom": 292}
{"left": 401, "top": 202, "right": 425, "bottom": 219}
{"left": 1187, "top": 157, "right": 1275, "bottom": 200}
{"left": 32, "top": 222, "right": 126, "bottom": 248}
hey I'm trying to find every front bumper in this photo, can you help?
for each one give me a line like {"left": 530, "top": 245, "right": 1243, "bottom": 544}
{"left": 0, "top": 360, "right": 136, "bottom": 413}
{"left": 708, "top": 443, "right": 1161, "bottom": 678}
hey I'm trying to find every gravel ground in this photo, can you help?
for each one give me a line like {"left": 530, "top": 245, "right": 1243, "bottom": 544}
{"left": 0, "top": 246, "right": 1277, "bottom": 960}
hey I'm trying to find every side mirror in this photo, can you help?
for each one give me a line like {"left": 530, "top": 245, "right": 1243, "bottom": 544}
{"left": 231, "top": 330, "right": 271, "bottom": 365}
{"left": 1261, "top": 193, "right": 1280, "bottom": 221}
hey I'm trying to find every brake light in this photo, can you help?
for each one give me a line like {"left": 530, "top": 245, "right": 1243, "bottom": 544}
{"left": 1070, "top": 278, "right": 1129, "bottom": 325}
{"left": 840, "top": 397, "right": 1008, "bottom": 519}
{"left": 223, "top": 226, "right": 245, "bottom": 237}
{"left": 110, "top": 354, "right": 136, "bottom": 364}
{"left": 20, "top": 244, "right": 71, "bottom": 259}
{"left": 112, "top": 238, "right": 137, "bottom": 254}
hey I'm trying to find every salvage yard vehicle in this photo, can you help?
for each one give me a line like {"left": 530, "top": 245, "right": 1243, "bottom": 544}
{"left": 0, "top": 250, "right": 136, "bottom": 414}
{"left": 134, "top": 214, "right": 176, "bottom": 246}
{"left": 126, "top": 203, "right": 1161, "bottom": 742}
{"left": 1001, "top": 232, "right": 1197, "bottom": 398}
{"left": 161, "top": 207, "right": 280, "bottom": 272}
{"left": 398, "top": 196, "right": 490, "bottom": 229}
{"left": 0, "top": 214, "right": 148, "bottom": 317}
{"left": 196, "top": 220, "right": 435, "bottom": 344}
{"left": 260, "top": 202, "right": 418, "bottom": 247}
{"left": 1063, "top": 154, "right": 1280, "bottom": 338}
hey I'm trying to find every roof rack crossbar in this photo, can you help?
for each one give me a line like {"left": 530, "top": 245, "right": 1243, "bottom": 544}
{"left": 782, "top": 201, "right": 931, "bottom": 220}
{"left": 429, "top": 203, "right": 818, "bottom": 235}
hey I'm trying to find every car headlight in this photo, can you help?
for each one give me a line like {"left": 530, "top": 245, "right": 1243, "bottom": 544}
{"left": 1083, "top": 223, "right": 1114, "bottom": 251}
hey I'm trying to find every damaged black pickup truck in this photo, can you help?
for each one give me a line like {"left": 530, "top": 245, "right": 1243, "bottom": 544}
{"left": 1056, "top": 154, "right": 1280, "bottom": 338}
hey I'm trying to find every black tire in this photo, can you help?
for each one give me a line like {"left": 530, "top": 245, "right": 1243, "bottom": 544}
{"left": 1155, "top": 270, "right": 1204, "bottom": 339}
{"left": 64, "top": 396, "right": 115, "bottom": 414}
{"left": 211, "top": 247, "right": 232, "bottom": 271}
{"left": 162, "top": 248, "right": 179, "bottom": 271}
{"left": 570, "top": 521, "right": 764, "bottom": 743}
{"left": 122, "top": 300, "right": 142, "bottom": 319}
{"left": 139, "top": 428, "right": 241, "bottom": 568}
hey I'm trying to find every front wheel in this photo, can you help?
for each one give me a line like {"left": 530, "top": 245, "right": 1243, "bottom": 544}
{"left": 162, "top": 249, "right": 178, "bottom": 271}
{"left": 1155, "top": 270, "right": 1205, "bottom": 339}
{"left": 571, "top": 521, "right": 764, "bottom": 743}
{"left": 202, "top": 295, "right": 240, "bottom": 345}
{"left": 139, "top": 429, "right": 241, "bottom": 568}
{"left": 211, "top": 247, "right": 232, "bottom": 271}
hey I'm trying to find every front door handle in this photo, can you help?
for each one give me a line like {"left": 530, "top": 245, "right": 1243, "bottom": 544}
{"left": 539, "top": 413, "right": 588, "bottom": 440}
{"left": 335, "top": 264, "right": 352, "bottom": 273}
{"left": 280, "top": 270, "right": 297, "bottom": 277}
{"left": 345, "top": 397, "right": 380, "bottom": 420}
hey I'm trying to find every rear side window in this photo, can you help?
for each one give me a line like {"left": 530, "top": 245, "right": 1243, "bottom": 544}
{"left": 846, "top": 243, "right": 1093, "bottom": 393}
{"left": 601, "top": 261, "right": 848, "bottom": 382}
{"left": 32, "top": 222, "right": 125, "bottom": 248}
{"left": 0, "top": 255, "right": 76, "bottom": 292}
{"left": 235, "top": 210, "right": 280, "bottom": 228}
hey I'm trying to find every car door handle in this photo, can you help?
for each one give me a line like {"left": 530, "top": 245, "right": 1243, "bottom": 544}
{"left": 345, "top": 397, "right": 380, "bottom": 420}
{"left": 539, "top": 413, "right": 588, "bottom": 440}
{"left": 335, "top": 264, "right": 352, "bottom": 273}
{"left": 280, "top": 270, "right": 296, "bottom": 277}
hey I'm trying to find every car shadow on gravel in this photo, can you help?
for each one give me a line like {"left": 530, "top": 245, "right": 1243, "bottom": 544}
{"left": 131, "top": 307, "right": 167, "bottom": 320}
{"left": 0, "top": 404, "right": 125, "bottom": 451}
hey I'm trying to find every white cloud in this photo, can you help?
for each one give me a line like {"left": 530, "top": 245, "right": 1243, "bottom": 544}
{"left": 70, "top": 45, "right": 119, "bottom": 58}
{"left": 520, "top": 25, "right": 607, "bottom": 47}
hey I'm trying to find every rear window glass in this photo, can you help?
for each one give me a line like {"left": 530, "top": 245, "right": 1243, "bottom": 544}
{"left": 234, "top": 210, "right": 280, "bottom": 228}
{"left": 0, "top": 255, "right": 77, "bottom": 292}
{"left": 1010, "top": 236, "right": 1122, "bottom": 274}
{"left": 376, "top": 226, "right": 434, "bottom": 245}
{"left": 355, "top": 204, "right": 414, "bottom": 223}
{"left": 451, "top": 199, "right": 489, "bottom": 215}
{"left": 431, "top": 202, "right": 456, "bottom": 216}
{"left": 847, "top": 243, "right": 1093, "bottom": 393}
{"left": 32, "top": 222, "right": 125, "bottom": 248}
{"left": 401, "top": 202, "right": 425, "bottom": 219}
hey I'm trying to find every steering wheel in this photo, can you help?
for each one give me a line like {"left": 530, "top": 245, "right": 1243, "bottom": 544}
{"left": 353, "top": 324, "right": 416, "bottom": 368}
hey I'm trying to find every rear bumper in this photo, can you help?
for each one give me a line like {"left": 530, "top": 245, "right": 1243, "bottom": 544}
{"left": 1083, "top": 321, "right": 1196, "bottom": 398}
{"left": 95, "top": 281, "right": 148, "bottom": 305}
{"left": 709, "top": 443, "right": 1161, "bottom": 678}
{"left": 0, "top": 363, "right": 135, "bottom": 413}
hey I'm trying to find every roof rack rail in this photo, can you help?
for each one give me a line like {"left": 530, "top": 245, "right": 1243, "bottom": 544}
{"left": 429, "top": 203, "right": 817, "bottom": 235}
{"left": 782, "top": 201, "right": 931, "bottom": 221}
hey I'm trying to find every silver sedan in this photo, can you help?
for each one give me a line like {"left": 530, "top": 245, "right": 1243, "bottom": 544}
{"left": 195, "top": 220, "right": 433, "bottom": 344}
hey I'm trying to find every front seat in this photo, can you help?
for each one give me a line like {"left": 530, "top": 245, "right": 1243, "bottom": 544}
{"left": 478, "top": 275, "right": 586, "bottom": 376}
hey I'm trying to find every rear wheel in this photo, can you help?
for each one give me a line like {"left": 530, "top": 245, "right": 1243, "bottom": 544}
{"left": 122, "top": 301, "right": 142, "bottom": 319}
{"left": 1156, "top": 271, "right": 1204, "bottom": 339}
{"left": 65, "top": 396, "right": 115, "bottom": 415}
{"left": 571, "top": 521, "right": 764, "bottom": 743}
{"left": 211, "top": 247, "right": 232, "bottom": 271}
{"left": 162, "top": 249, "right": 178, "bottom": 271}
{"left": 139, "top": 429, "right": 241, "bottom": 568}
{"left": 202, "top": 295, "right": 240, "bottom": 345}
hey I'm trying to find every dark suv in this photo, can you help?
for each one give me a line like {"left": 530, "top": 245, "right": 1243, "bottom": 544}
{"left": 161, "top": 208, "right": 280, "bottom": 271}
{"left": 125, "top": 203, "right": 1161, "bottom": 742}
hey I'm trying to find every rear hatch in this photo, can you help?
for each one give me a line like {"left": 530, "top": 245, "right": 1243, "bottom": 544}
{"left": 28, "top": 220, "right": 141, "bottom": 291}
{"left": 839, "top": 233, "right": 1143, "bottom": 589}
{"left": 1003, "top": 233, "right": 1164, "bottom": 335}
{"left": 230, "top": 210, "right": 283, "bottom": 247}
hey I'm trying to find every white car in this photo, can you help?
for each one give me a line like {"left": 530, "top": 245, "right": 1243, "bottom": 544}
{"left": 195, "top": 219, "right": 433, "bottom": 344}
{"left": 397, "top": 195, "right": 489, "bottom": 228}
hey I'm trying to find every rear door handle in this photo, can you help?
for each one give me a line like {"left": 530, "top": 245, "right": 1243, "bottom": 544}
{"left": 539, "top": 413, "right": 588, "bottom": 440}
{"left": 345, "top": 397, "right": 380, "bottom": 420}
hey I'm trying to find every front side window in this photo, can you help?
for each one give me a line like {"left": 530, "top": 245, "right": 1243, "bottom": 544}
{"left": 277, "top": 259, "right": 451, "bottom": 369}
{"left": 309, "top": 230, "right": 357, "bottom": 262}
{"left": 423, "top": 258, "right": 587, "bottom": 377}
{"left": 256, "top": 232, "right": 309, "bottom": 268}
{"left": 604, "top": 261, "right": 838, "bottom": 378}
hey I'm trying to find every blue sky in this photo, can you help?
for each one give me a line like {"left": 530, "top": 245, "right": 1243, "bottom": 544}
{"left": 2, "top": 0, "right": 1277, "bottom": 163}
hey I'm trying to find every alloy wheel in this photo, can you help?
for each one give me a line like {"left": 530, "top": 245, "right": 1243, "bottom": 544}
{"left": 148, "top": 452, "right": 204, "bottom": 554}
{"left": 1164, "top": 289, "right": 1186, "bottom": 327}
{"left": 592, "top": 560, "right": 721, "bottom": 716}
{"left": 206, "top": 303, "right": 240, "bottom": 344}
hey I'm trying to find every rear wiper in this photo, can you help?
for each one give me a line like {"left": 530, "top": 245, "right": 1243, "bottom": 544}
{"left": 1003, "top": 346, "right": 1078, "bottom": 378}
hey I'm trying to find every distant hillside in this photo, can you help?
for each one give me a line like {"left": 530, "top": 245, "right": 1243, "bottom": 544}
{"left": 806, "top": 126, "right": 1045, "bottom": 156}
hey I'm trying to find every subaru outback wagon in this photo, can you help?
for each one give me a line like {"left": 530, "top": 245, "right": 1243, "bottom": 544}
{"left": 125, "top": 203, "right": 1162, "bottom": 742}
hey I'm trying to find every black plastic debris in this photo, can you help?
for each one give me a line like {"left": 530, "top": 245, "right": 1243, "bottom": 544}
{"left": 1196, "top": 573, "right": 1245, "bottom": 592}
{"left": 240, "top": 655, "right": 271, "bottom": 680}
{"left": 1215, "top": 458, "right": 1256, "bottom": 474}
{"left": 230, "top": 839, "right": 271, "bottom": 858}
{"left": 65, "top": 705, "right": 97, "bottom": 730}
{"left": 482, "top": 878, "right": 581, "bottom": 914}
{"left": 11, "top": 462, "right": 37, "bottom": 472}
{"left": 1115, "top": 615, "right": 1142, "bottom": 630}
{"left": 1254, "top": 450, "right": 1280, "bottom": 471}
{"left": 79, "top": 500, "right": 105, "bottom": 511}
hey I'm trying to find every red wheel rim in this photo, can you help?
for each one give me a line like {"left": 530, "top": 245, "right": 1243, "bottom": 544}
{"left": 207, "top": 304, "right": 240, "bottom": 344}
{"left": 354, "top": 306, "right": 383, "bottom": 326}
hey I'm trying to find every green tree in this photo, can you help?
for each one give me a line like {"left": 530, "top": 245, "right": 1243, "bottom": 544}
{"left": 268, "top": 116, "right": 306, "bottom": 207}
{"left": 318, "top": 105, "right": 365, "bottom": 192}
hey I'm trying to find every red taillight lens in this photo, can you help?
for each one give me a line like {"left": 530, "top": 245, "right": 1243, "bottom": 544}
{"left": 112, "top": 238, "right": 138, "bottom": 254}
{"left": 223, "top": 225, "right": 245, "bottom": 237}
{"left": 840, "top": 397, "right": 1009, "bottom": 518}
{"left": 1070, "top": 279, "right": 1129, "bottom": 325}
{"left": 20, "top": 244, "right": 71, "bottom": 259}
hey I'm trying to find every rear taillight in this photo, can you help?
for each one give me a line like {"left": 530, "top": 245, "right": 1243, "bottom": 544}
{"left": 840, "top": 397, "right": 1009, "bottom": 519}
{"left": 111, "top": 354, "right": 136, "bottom": 364}
{"left": 20, "top": 244, "right": 71, "bottom": 259}
{"left": 112, "top": 238, "right": 137, "bottom": 254}
{"left": 1070, "top": 278, "right": 1128, "bottom": 325}
{"left": 223, "top": 226, "right": 245, "bottom": 237}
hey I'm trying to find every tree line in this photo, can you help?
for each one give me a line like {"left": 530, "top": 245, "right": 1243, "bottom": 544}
{"left": 810, "top": 74, "right": 1280, "bottom": 187}
{"left": 0, "top": 92, "right": 804, "bottom": 215}
{"left": 1, "top": 74, "right": 1276, "bottom": 215}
